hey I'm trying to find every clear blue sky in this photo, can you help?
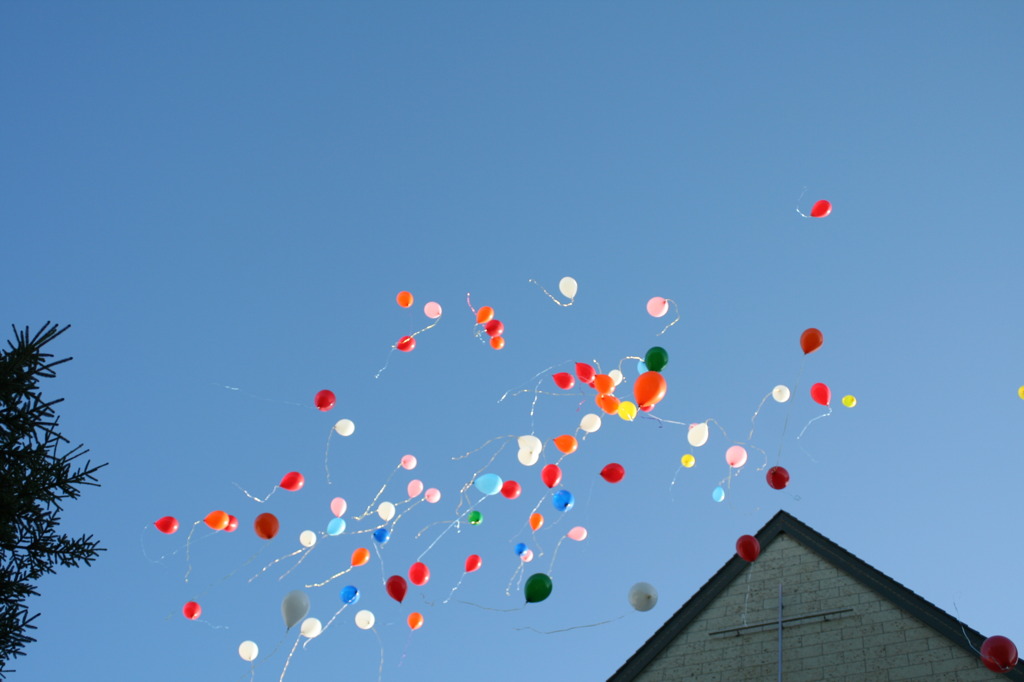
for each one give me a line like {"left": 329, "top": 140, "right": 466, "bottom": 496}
{"left": 3, "top": 2, "right": 1022, "bottom": 680}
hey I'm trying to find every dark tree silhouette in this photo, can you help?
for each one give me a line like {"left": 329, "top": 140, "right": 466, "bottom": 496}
{"left": 0, "top": 323, "right": 106, "bottom": 677}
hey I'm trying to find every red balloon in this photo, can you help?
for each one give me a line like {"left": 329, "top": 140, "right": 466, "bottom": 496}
{"left": 982, "top": 636, "right": 1019, "bottom": 673}
{"left": 409, "top": 561, "right": 430, "bottom": 586}
{"left": 280, "top": 471, "right": 304, "bottom": 492}
{"left": 810, "top": 199, "right": 832, "bottom": 218}
{"left": 314, "top": 389, "right": 336, "bottom": 411}
{"left": 575, "top": 362, "right": 596, "bottom": 384}
{"left": 465, "top": 554, "right": 482, "bottom": 573}
{"left": 633, "top": 371, "right": 667, "bottom": 409}
{"left": 766, "top": 466, "right": 790, "bottom": 490}
{"left": 154, "top": 516, "right": 179, "bottom": 534}
{"left": 484, "top": 320, "right": 504, "bottom": 338}
{"left": 600, "top": 463, "right": 625, "bottom": 483}
{"left": 639, "top": 404, "right": 654, "bottom": 412}
{"left": 500, "top": 480, "right": 522, "bottom": 499}
{"left": 386, "top": 575, "right": 408, "bottom": 603}
{"left": 225, "top": 514, "right": 239, "bottom": 532}
{"left": 800, "top": 328, "right": 823, "bottom": 355}
{"left": 810, "top": 382, "right": 831, "bottom": 406}
{"left": 183, "top": 601, "right": 202, "bottom": 620}
{"left": 541, "top": 464, "right": 562, "bottom": 489}
{"left": 552, "top": 372, "right": 575, "bottom": 390}
{"left": 253, "top": 512, "right": 279, "bottom": 540}
{"left": 396, "top": 335, "right": 416, "bottom": 352}
{"left": 736, "top": 535, "right": 761, "bottom": 562}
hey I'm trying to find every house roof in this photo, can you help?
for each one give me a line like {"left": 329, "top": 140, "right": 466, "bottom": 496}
{"left": 608, "top": 510, "right": 1022, "bottom": 680}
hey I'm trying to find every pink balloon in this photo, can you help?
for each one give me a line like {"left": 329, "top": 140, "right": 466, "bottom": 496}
{"left": 407, "top": 479, "right": 423, "bottom": 498}
{"left": 725, "top": 445, "right": 748, "bottom": 468}
{"left": 330, "top": 497, "right": 347, "bottom": 517}
{"left": 646, "top": 297, "right": 669, "bottom": 318}
{"left": 423, "top": 301, "right": 442, "bottom": 319}
{"left": 401, "top": 455, "right": 417, "bottom": 470}
{"left": 567, "top": 526, "right": 588, "bottom": 542}
{"left": 425, "top": 488, "right": 441, "bottom": 503}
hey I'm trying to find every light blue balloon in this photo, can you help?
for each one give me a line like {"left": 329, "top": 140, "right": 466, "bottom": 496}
{"left": 552, "top": 489, "right": 575, "bottom": 512}
{"left": 373, "top": 527, "right": 391, "bottom": 544}
{"left": 340, "top": 585, "right": 360, "bottom": 604}
{"left": 514, "top": 542, "right": 528, "bottom": 556}
{"left": 474, "top": 473, "right": 503, "bottom": 496}
{"left": 712, "top": 486, "right": 725, "bottom": 503}
{"left": 637, "top": 360, "right": 648, "bottom": 374}
{"left": 326, "top": 517, "right": 346, "bottom": 536}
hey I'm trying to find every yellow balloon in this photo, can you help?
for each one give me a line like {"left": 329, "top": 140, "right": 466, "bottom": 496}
{"left": 617, "top": 401, "right": 638, "bottom": 421}
{"left": 1019, "top": 386, "right": 1024, "bottom": 400}
{"left": 681, "top": 454, "right": 695, "bottom": 468}
{"left": 841, "top": 395, "right": 857, "bottom": 408}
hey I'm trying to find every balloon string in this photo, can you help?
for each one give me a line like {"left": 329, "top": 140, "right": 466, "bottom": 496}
{"left": 505, "top": 561, "right": 526, "bottom": 596}
{"left": 373, "top": 542, "right": 387, "bottom": 585}
{"left": 320, "top": 603, "right": 349, "bottom": 636}
{"left": 497, "top": 362, "right": 566, "bottom": 404}
{"left": 952, "top": 602, "right": 983, "bottom": 656}
{"left": 354, "top": 465, "right": 400, "bottom": 520}
{"left": 278, "top": 546, "right": 316, "bottom": 581}
{"left": 654, "top": 298, "right": 681, "bottom": 336}
{"left": 278, "top": 634, "right": 302, "bottom": 682}
{"left": 776, "top": 357, "right": 807, "bottom": 465}
{"left": 513, "top": 616, "right": 624, "bottom": 634}
{"left": 527, "top": 278, "right": 574, "bottom": 307}
{"left": 747, "top": 390, "right": 772, "bottom": 441}
{"left": 323, "top": 428, "right": 334, "bottom": 485}
{"left": 451, "top": 434, "right": 515, "bottom": 461}
{"left": 443, "top": 573, "right": 467, "bottom": 604}
{"left": 416, "top": 494, "right": 486, "bottom": 563}
{"left": 249, "top": 548, "right": 304, "bottom": 583}
{"left": 184, "top": 521, "right": 200, "bottom": 582}
{"left": 795, "top": 186, "right": 813, "bottom": 218}
{"left": 796, "top": 407, "right": 832, "bottom": 441}
{"left": 233, "top": 482, "right": 277, "bottom": 504}
{"left": 371, "top": 627, "right": 385, "bottom": 682}
{"left": 387, "top": 498, "right": 424, "bottom": 533}
{"left": 547, "top": 536, "right": 567, "bottom": 576}
{"left": 304, "top": 563, "right": 356, "bottom": 589}
{"left": 454, "top": 599, "right": 523, "bottom": 613}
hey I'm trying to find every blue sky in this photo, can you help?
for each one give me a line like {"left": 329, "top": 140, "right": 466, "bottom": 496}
{"left": 3, "top": 2, "right": 1023, "bottom": 680}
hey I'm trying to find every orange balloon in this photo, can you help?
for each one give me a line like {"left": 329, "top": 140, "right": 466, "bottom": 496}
{"left": 597, "top": 393, "right": 620, "bottom": 415}
{"left": 351, "top": 547, "right": 370, "bottom": 567}
{"left": 490, "top": 336, "right": 505, "bottom": 350}
{"left": 633, "top": 371, "right": 667, "bottom": 409}
{"left": 407, "top": 612, "right": 424, "bottom": 631}
{"left": 553, "top": 434, "right": 578, "bottom": 455}
{"left": 396, "top": 291, "right": 414, "bottom": 308}
{"left": 476, "top": 306, "right": 494, "bottom": 324}
{"left": 204, "top": 510, "right": 229, "bottom": 531}
{"left": 593, "top": 374, "right": 615, "bottom": 395}
{"left": 529, "top": 513, "right": 544, "bottom": 531}
{"left": 253, "top": 512, "right": 279, "bottom": 540}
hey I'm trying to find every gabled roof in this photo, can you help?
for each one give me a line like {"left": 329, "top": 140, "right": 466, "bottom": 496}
{"left": 609, "top": 510, "right": 1022, "bottom": 680}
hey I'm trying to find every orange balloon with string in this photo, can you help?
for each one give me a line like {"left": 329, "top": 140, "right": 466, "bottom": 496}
{"left": 351, "top": 547, "right": 370, "bottom": 567}
{"left": 633, "top": 371, "right": 667, "bottom": 409}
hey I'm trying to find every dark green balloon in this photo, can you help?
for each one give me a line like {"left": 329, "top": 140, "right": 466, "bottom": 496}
{"left": 644, "top": 346, "right": 669, "bottom": 372}
{"left": 468, "top": 510, "right": 483, "bottom": 525}
{"left": 524, "top": 573, "right": 553, "bottom": 603}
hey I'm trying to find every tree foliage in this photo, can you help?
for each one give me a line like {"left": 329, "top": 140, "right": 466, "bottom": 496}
{"left": 0, "top": 323, "right": 106, "bottom": 676}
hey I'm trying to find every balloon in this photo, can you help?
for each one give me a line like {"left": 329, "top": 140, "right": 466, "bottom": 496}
{"left": 475, "top": 305, "right": 494, "bottom": 324}
{"left": 474, "top": 473, "right": 503, "bottom": 496}
{"left": 579, "top": 413, "right": 602, "bottom": 434}
{"left": 575, "top": 362, "right": 596, "bottom": 384}
{"left": 386, "top": 575, "right": 407, "bottom": 603}
{"left": 644, "top": 346, "right": 669, "bottom": 372}
{"left": 377, "top": 501, "right": 395, "bottom": 522}
{"left": 567, "top": 526, "right": 587, "bottom": 541}
{"left": 395, "top": 291, "right": 414, "bottom": 308}
{"left": 484, "top": 319, "right": 504, "bottom": 337}
{"left": 424, "top": 488, "right": 441, "bottom": 503}
{"left": 183, "top": 601, "right": 201, "bottom": 620}
{"left": 600, "top": 463, "right": 625, "bottom": 483}
{"left": 423, "top": 301, "right": 442, "bottom": 319}
{"left": 515, "top": 542, "right": 529, "bottom": 557}
{"left": 772, "top": 385, "right": 791, "bottom": 403}
{"left": 981, "top": 635, "right": 1018, "bottom": 673}
{"left": 552, "top": 372, "right": 575, "bottom": 390}
{"left": 541, "top": 464, "right": 562, "bottom": 489}
{"left": 282, "top": 590, "right": 310, "bottom": 630}
{"left": 300, "top": 617, "right": 322, "bottom": 639}
{"left": 524, "top": 573, "right": 553, "bottom": 603}
{"left": 809, "top": 199, "right": 832, "bottom": 218}
{"left": 766, "top": 466, "right": 790, "bottom": 490}
{"left": 517, "top": 435, "right": 543, "bottom": 461}
{"left": 500, "top": 480, "right": 521, "bottom": 499}
{"left": 330, "top": 497, "right": 347, "bottom": 517}
{"left": 529, "top": 513, "right": 544, "bottom": 531}
{"left": 558, "top": 276, "right": 578, "bottom": 299}
{"left": 633, "top": 371, "right": 667, "bottom": 409}
{"left": 409, "top": 562, "right": 430, "bottom": 586}
{"left": 351, "top": 547, "right": 370, "bottom": 567}
{"left": 396, "top": 335, "right": 416, "bottom": 352}
{"left": 596, "top": 393, "right": 620, "bottom": 415}
{"left": 1019, "top": 386, "right": 1024, "bottom": 400}
{"left": 340, "top": 585, "right": 360, "bottom": 604}
{"left": 407, "top": 479, "right": 423, "bottom": 498}
{"left": 354, "top": 609, "right": 375, "bottom": 630}
{"left": 238, "top": 640, "right": 259, "bottom": 662}
{"left": 518, "top": 449, "right": 539, "bottom": 467}
{"left": 465, "top": 554, "right": 482, "bottom": 573}
{"left": 314, "top": 389, "right": 336, "bottom": 411}
{"left": 736, "top": 534, "right": 761, "bottom": 562}
{"left": 628, "top": 582, "right": 658, "bottom": 612}
{"left": 279, "top": 471, "right": 304, "bottom": 492}
{"left": 608, "top": 369, "right": 624, "bottom": 386}
{"left": 326, "top": 517, "right": 346, "bottom": 536}
{"left": 636, "top": 360, "right": 648, "bottom": 374}
{"left": 299, "top": 530, "right": 317, "bottom": 548}
{"left": 373, "top": 528, "right": 391, "bottom": 545}
{"left": 401, "top": 454, "right": 417, "bottom": 470}
{"left": 593, "top": 374, "right": 615, "bottom": 395}
{"left": 646, "top": 297, "right": 668, "bottom": 318}
{"left": 810, "top": 382, "right": 831, "bottom": 406}
{"left": 520, "top": 549, "right": 534, "bottom": 562}
{"left": 553, "top": 434, "right": 578, "bottom": 455}
{"left": 712, "top": 486, "right": 725, "bottom": 502}
{"left": 468, "top": 510, "right": 483, "bottom": 525}
{"left": 681, "top": 454, "right": 695, "bottom": 468}
{"left": 204, "top": 510, "right": 229, "bottom": 531}
{"left": 552, "top": 489, "right": 575, "bottom": 512}
{"left": 254, "top": 513, "right": 280, "bottom": 540}
{"left": 225, "top": 515, "right": 239, "bottom": 532}
{"left": 490, "top": 336, "right": 505, "bottom": 350}
{"left": 842, "top": 394, "right": 857, "bottom": 408}
{"left": 407, "top": 612, "right": 424, "bottom": 631}
{"left": 154, "top": 516, "right": 179, "bottom": 534}
{"left": 334, "top": 419, "right": 355, "bottom": 436}
{"left": 617, "top": 401, "right": 638, "bottom": 421}
{"left": 725, "top": 445, "right": 748, "bottom": 468}
{"left": 800, "top": 328, "right": 824, "bottom": 355}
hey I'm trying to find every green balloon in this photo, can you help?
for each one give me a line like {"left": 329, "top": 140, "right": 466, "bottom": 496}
{"left": 468, "top": 510, "right": 483, "bottom": 525}
{"left": 644, "top": 346, "right": 669, "bottom": 372}
{"left": 524, "top": 573, "right": 553, "bottom": 603}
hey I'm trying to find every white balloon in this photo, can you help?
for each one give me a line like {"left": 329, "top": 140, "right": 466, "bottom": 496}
{"left": 579, "top": 413, "right": 602, "bottom": 434}
{"left": 238, "top": 640, "right": 259, "bottom": 662}
{"left": 517, "top": 434, "right": 543, "bottom": 466}
{"left": 772, "top": 385, "right": 791, "bottom": 403}
{"left": 299, "top": 530, "right": 317, "bottom": 548}
{"left": 334, "top": 419, "right": 355, "bottom": 436}
{"left": 558, "top": 276, "right": 578, "bottom": 299}
{"left": 687, "top": 422, "right": 709, "bottom": 448}
{"left": 608, "top": 369, "right": 624, "bottom": 386}
{"left": 377, "top": 501, "right": 396, "bottom": 522}
{"left": 628, "top": 582, "right": 658, "bottom": 612}
{"left": 300, "top": 617, "right": 322, "bottom": 639}
{"left": 354, "top": 609, "right": 375, "bottom": 630}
